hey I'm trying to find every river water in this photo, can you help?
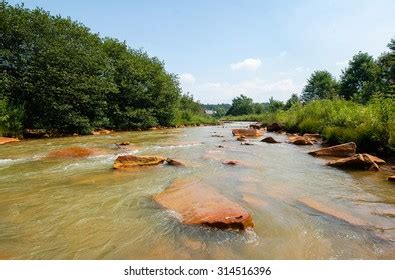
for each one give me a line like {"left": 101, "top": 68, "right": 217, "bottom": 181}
{"left": 0, "top": 122, "right": 394, "bottom": 259}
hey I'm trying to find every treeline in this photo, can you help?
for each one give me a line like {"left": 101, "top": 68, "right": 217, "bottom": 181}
{"left": 223, "top": 39, "right": 394, "bottom": 154}
{"left": 0, "top": 2, "right": 213, "bottom": 137}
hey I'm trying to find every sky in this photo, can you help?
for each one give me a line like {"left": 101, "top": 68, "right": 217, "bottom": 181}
{"left": 8, "top": 0, "right": 395, "bottom": 104}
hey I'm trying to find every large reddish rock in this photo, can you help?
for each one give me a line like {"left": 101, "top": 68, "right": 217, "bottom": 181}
{"left": 309, "top": 142, "right": 356, "bottom": 157}
{"left": 327, "top": 153, "right": 385, "bottom": 170}
{"left": 0, "top": 137, "right": 19, "bottom": 145}
{"left": 153, "top": 180, "right": 254, "bottom": 230}
{"left": 232, "top": 128, "right": 263, "bottom": 137}
{"left": 46, "top": 147, "right": 102, "bottom": 158}
{"left": 288, "top": 135, "right": 313, "bottom": 145}
{"left": 113, "top": 155, "right": 166, "bottom": 170}
{"left": 303, "top": 133, "right": 321, "bottom": 143}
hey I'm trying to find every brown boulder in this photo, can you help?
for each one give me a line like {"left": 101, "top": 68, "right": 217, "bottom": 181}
{"left": 303, "top": 133, "right": 321, "bottom": 142}
{"left": 288, "top": 135, "right": 313, "bottom": 145}
{"left": 46, "top": 147, "right": 102, "bottom": 158}
{"left": 232, "top": 128, "right": 263, "bottom": 137}
{"left": 260, "top": 136, "right": 280, "bottom": 143}
{"left": 0, "top": 137, "right": 19, "bottom": 145}
{"left": 236, "top": 136, "right": 246, "bottom": 141}
{"left": 388, "top": 176, "right": 395, "bottom": 182}
{"left": 166, "top": 158, "right": 185, "bottom": 166}
{"left": 116, "top": 141, "right": 130, "bottom": 146}
{"left": 113, "top": 155, "right": 166, "bottom": 170}
{"left": 153, "top": 180, "right": 254, "bottom": 230}
{"left": 266, "top": 122, "right": 283, "bottom": 132}
{"left": 223, "top": 160, "right": 240, "bottom": 165}
{"left": 309, "top": 142, "right": 356, "bottom": 157}
{"left": 327, "top": 153, "right": 385, "bottom": 170}
{"left": 23, "top": 128, "right": 49, "bottom": 138}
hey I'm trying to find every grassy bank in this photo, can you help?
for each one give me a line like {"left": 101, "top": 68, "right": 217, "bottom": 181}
{"left": 222, "top": 98, "right": 394, "bottom": 154}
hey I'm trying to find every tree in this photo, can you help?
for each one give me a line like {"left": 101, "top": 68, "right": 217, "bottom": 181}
{"left": 284, "top": 93, "right": 300, "bottom": 110}
{"left": 301, "top": 71, "right": 338, "bottom": 103}
{"left": 267, "top": 97, "right": 284, "bottom": 112}
{"left": 226, "top": 94, "right": 254, "bottom": 116}
{"left": 339, "top": 52, "right": 380, "bottom": 104}
{"left": 376, "top": 38, "right": 395, "bottom": 98}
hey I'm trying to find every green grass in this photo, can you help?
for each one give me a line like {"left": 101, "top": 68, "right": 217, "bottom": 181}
{"left": 222, "top": 98, "right": 394, "bottom": 154}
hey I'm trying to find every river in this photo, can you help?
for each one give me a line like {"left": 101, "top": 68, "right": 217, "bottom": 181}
{"left": 0, "top": 122, "right": 394, "bottom": 259}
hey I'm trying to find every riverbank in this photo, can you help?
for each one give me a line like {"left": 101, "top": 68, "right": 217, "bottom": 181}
{"left": 222, "top": 99, "right": 395, "bottom": 157}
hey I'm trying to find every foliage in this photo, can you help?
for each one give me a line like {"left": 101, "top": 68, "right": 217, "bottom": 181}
{"left": 301, "top": 71, "right": 338, "bottom": 102}
{"left": 0, "top": 2, "right": 210, "bottom": 136}
{"left": 226, "top": 94, "right": 255, "bottom": 116}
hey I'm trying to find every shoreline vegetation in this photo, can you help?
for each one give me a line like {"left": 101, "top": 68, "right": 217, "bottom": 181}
{"left": 0, "top": 2, "right": 217, "bottom": 139}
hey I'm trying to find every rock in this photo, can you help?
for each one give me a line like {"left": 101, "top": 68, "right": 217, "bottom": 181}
{"left": 211, "top": 134, "right": 224, "bottom": 138}
{"left": 388, "top": 176, "right": 395, "bottom": 182}
{"left": 260, "top": 136, "right": 280, "bottom": 143}
{"left": 116, "top": 141, "right": 130, "bottom": 146}
{"left": 303, "top": 133, "right": 321, "bottom": 142}
{"left": 266, "top": 122, "right": 283, "bottom": 132}
{"left": 236, "top": 136, "right": 246, "bottom": 141}
{"left": 232, "top": 128, "right": 263, "bottom": 137}
{"left": 249, "top": 122, "right": 263, "bottom": 129}
{"left": 327, "top": 153, "right": 386, "bottom": 170}
{"left": 72, "top": 133, "right": 79, "bottom": 137}
{"left": 153, "top": 180, "right": 254, "bottom": 230}
{"left": 113, "top": 155, "right": 166, "bottom": 170}
{"left": 242, "top": 142, "right": 254, "bottom": 145}
{"left": 0, "top": 137, "right": 20, "bottom": 145}
{"left": 288, "top": 135, "right": 313, "bottom": 145}
{"left": 223, "top": 160, "right": 240, "bottom": 166}
{"left": 46, "top": 147, "right": 102, "bottom": 158}
{"left": 309, "top": 142, "right": 356, "bottom": 157}
{"left": 92, "top": 129, "right": 112, "bottom": 135}
{"left": 166, "top": 158, "right": 185, "bottom": 166}
{"left": 218, "top": 145, "right": 224, "bottom": 148}
{"left": 23, "top": 128, "right": 49, "bottom": 138}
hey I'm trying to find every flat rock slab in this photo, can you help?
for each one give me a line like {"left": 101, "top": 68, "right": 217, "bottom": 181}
{"left": 232, "top": 128, "right": 263, "bottom": 137}
{"left": 153, "top": 180, "right": 254, "bottom": 230}
{"left": 0, "top": 137, "right": 19, "bottom": 145}
{"left": 288, "top": 135, "right": 313, "bottom": 145}
{"left": 113, "top": 155, "right": 166, "bottom": 170}
{"left": 327, "top": 153, "right": 385, "bottom": 170}
{"left": 46, "top": 147, "right": 103, "bottom": 158}
{"left": 309, "top": 142, "right": 356, "bottom": 157}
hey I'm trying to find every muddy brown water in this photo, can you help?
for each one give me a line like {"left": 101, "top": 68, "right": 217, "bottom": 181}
{"left": 0, "top": 122, "right": 394, "bottom": 259}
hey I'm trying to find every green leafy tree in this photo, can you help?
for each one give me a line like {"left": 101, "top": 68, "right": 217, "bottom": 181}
{"left": 284, "top": 93, "right": 301, "bottom": 110}
{"left": 267, "top": 97, "right": 284, "bottom": 112}
{"left": 377, "top": 38, "right": 395, "bottom": 98}
{"left": 301, "top": 71, "right": 338, "bottom": 103}
{"left": 339, "top": 52, "right": 380, "bottom": 104}
{"left": 226, "top": 94, "right": 254, "bottom": 116}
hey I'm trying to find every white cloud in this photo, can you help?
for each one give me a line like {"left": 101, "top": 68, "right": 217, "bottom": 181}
{"left": 295, "top": 66, "right": 311, "bottom": 73}
{"left": 182, "top": 78, "right": 302, "bottom": 104}
{"left": 280, "top": 51, "right": 287, "bottom": 57}
{"left": 230, "top": 58, "right": 262, "bottom": 71}
{"left": 179, "top": 73, "right": 196, "bottom": 84}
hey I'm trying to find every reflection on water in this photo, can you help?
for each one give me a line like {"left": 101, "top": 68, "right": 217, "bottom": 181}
{"left": 0, "top": 122, "right": 394, "bottom": 259}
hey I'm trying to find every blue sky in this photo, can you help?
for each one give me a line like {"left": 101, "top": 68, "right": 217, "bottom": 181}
{"left": 8, "top": 0, "right": 395, "bottom": 104}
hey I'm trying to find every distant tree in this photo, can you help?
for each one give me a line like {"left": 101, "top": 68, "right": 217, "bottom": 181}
{"left": 301, "top": 71, "right": 338, "bottom": 103}
{"left": 267, "top": 97, "right": 284, "bottom": 112}
{"left": 253, "top": 103, "right": 265, "bottom": 114}
{"left": 284, "top": 93, "right": 301, "bottom": 110}
{"left": 213, "top": 107, "right": 226, "bottom": 118}
{"left": 339, "top": 52, "right": 380, "bottom": 104}
{"left": 376, "top": 38, "right": 395, "bottom": 98}
{"left": 226, "top": 94, "right": 254, "bottom": 116}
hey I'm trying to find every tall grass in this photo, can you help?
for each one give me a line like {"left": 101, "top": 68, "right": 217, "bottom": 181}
{"left": 222, "top": 98, "right": 394, "bottom": 154}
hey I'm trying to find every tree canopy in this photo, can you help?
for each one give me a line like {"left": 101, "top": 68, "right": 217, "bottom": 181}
{"left": 301, "top": 71, "right": 338, "bottom": 103}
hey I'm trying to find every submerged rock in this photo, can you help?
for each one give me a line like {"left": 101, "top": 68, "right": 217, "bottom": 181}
{"left": 113, "top": 155, "right": 166, "bottom": 170}
{"left": 388, "top": 176, "right": 395, "bottom": 182}
{"left": 260, "top": 136, "right": 280, "bottom": 143}
{"left": 46, "top": 147, "right": 102, "bottom": 158}
{"left": 116, "top": 141, "right": 130, "bottom": 146}
{"left": 327, "top": 153, "right": 385, "bottom": 170}
{"left": 266, "top": 122, "right": 283, "bottom": 132}
{"left": 223, "top": 160, "right": 240, "bottom": 166}
{"left": 0, "top": 137, "right": 19, "bottom": 145}
{"left": 232, "top": 128, "right": 263, "bottom": 137}
{"left": 288, "top": 135, "right": 313, "bottom": 145}
{"left": 249, "top": 122, "right": 263, "bottom": 129}
{"left": 166, "top": 158, "right": 185, "bottom": 166}
{"left": 309, "top": 142, "right": 356, "bottom": 157}
{"left": 153, "top": 180, "right": 254, "bottom": 230}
